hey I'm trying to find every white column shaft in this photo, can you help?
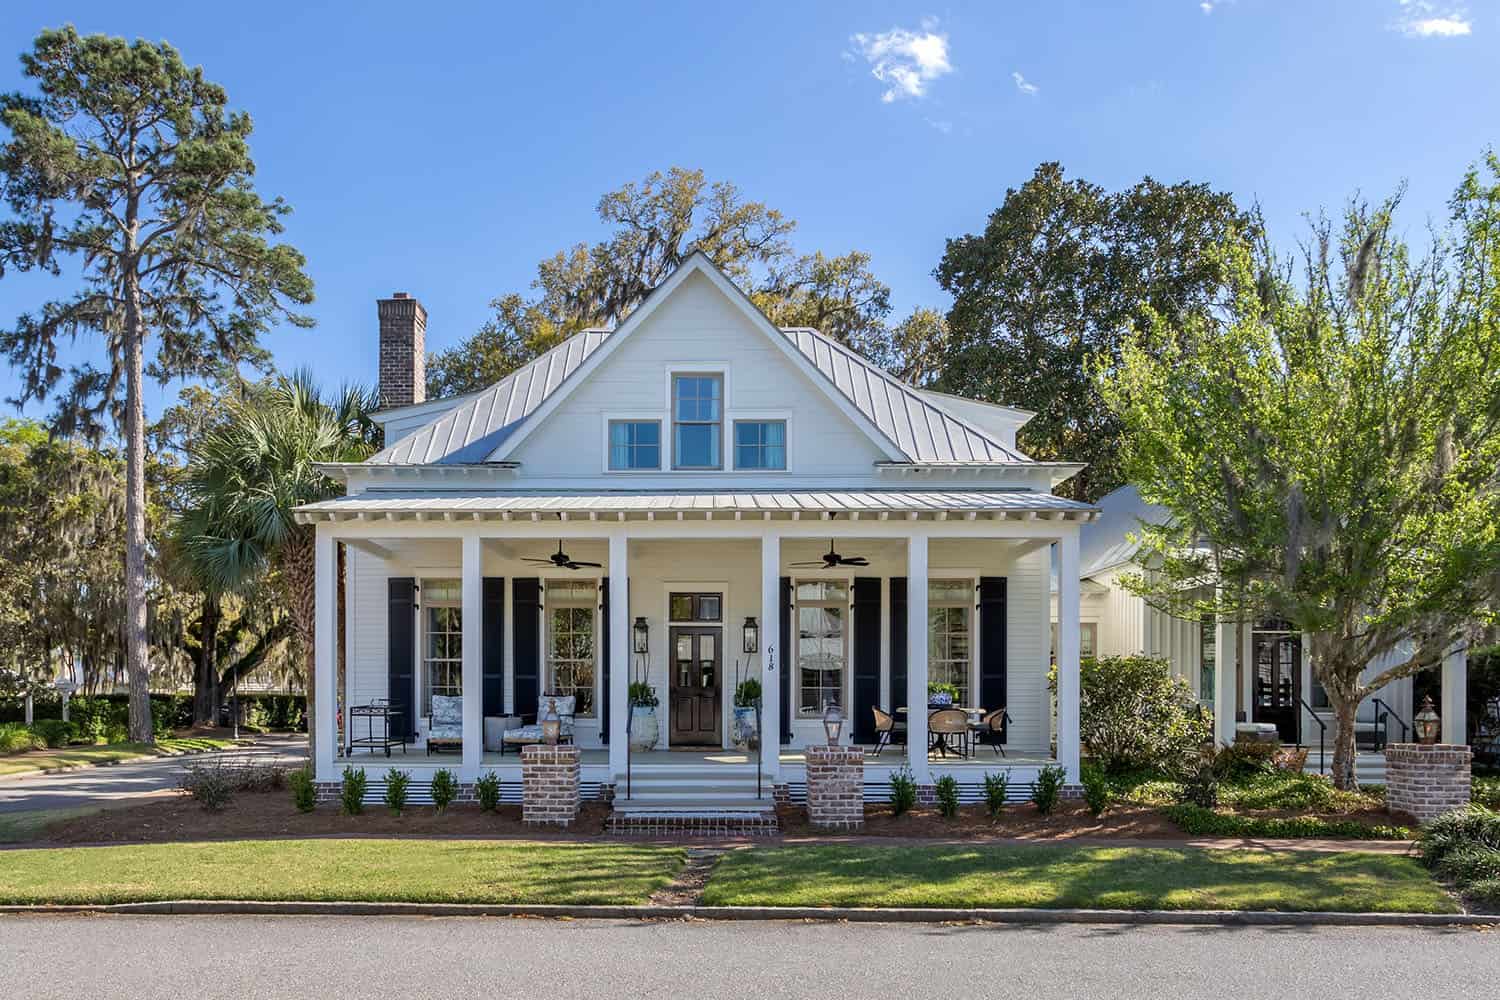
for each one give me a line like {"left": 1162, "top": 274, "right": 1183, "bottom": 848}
{"left": 1055, "top": 530, "right": 1082, "bottom": 783}
{"left": 609, "top": 535, "right": 630, "bottom": 777}
{"left": 1442, "top": 644, "right": 1468, "bottom": 745}
{"left": 313, "top": 527, "right": 338, "bottom": 780}
{"left": 460, "top": 535, "right": 483, "bottom": 779}
{"left": 906, "top": 535, "right": 931, "bottom": 783}
{"left": 760, "top": 532, "right": 782, "bottom": 778}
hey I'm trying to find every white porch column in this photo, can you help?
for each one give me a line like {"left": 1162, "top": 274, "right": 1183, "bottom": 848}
{"left": 1055, "top": 529, "right": 1082, "bottom": 783}
{"left": 1214, "top": 614, "right": 1236, "bottom": 748}
{"left": 313, "top": 526, "right": 337, "bottom": 780}
{"left": 760, "top": 531, "right": 781, "bottom": 779}
{"left": 905, "top": 534, "right": 931, "bottom": 783}
{"left": 460, "top": 534, "right": 483, "bottom": 779}
{"left": 608, "top": 534, "right": 629, "bottom": 777}
{"left": 1442, "top": 644, "right": 1468, "bottom": 746}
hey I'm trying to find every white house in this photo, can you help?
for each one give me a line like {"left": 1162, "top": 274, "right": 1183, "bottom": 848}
{"left": 1050, "top": 485, "right": 1470, "bottom": 776}
{"left": 294, "top": 253, "right": 1097, "bottom": 817}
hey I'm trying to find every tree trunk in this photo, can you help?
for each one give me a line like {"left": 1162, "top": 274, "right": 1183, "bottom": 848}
{"left": 280, "top": 527, "right": 317, "bottom": 754}
{"left": 1328, "top": 694, "right": 1360, "bottom": 790}
{"left": 122, "top": 270, "right": 153, "bottom": 744}
{"left": 192, "top": 592, "right": 221, "bottom": 727}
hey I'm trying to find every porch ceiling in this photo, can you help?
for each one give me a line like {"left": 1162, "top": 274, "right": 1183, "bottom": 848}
{"left": 295, "top": 489, "right": 1099, "bottom": 524}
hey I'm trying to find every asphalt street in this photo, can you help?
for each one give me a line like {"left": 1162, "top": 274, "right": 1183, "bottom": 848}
{"left": 0, "top": 914, "right": 1493, "bottom": 1000}
{"left": 0, "top": 735, "right": 307, "bottom": 813}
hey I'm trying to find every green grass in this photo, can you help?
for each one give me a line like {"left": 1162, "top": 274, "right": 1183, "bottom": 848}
{"left": 702, "top": 844, "right": 1456, "bottom": 913}
{"left": 0, "top": 839, "right": 686, "bottom": 906}
{"left": 0, "top": 738, "right": 239, "bottom": 777}
{"left": 0, "top": 807, "right": 103, "bottom": 844}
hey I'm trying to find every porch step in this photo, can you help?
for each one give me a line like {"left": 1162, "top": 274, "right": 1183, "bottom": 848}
{"left": 1301, "top": 753, "right": 1386, "bottom": 783}
{"left": 607, "top": 802, "right": 779, "bottom": 837}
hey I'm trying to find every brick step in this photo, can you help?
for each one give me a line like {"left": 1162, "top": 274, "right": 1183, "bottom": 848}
{"left": 606, "top": 810, "right": 781, "bottom": 837}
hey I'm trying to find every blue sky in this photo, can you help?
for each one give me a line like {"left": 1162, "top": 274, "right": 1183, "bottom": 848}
{"left": 0, "top": 1, "right": 1495, "bottom": 421}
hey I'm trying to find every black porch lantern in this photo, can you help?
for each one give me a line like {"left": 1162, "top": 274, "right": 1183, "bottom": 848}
{"left": 742, "top": 616, "right": 759, "bottom": 654}
{"left": 1414, "top": 694, "right": 1441, "bottom": 745}
{"left": 632, "top": 616, "right": 650, "bottom": 655}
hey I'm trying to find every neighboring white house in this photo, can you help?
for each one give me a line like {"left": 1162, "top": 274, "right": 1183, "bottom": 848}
{"left": 294, "top": 253, "right": 1097, "bottom": 812}
{"left": 1050, "top": 486, "right": 1469, "bottom": 763}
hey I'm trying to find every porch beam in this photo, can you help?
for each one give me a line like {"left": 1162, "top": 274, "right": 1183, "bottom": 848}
{"left": 460, "top": 534, "right": 483, "bottom": 779}
{"left": 321, "top": 519, "right": 1091, "bottom": 542}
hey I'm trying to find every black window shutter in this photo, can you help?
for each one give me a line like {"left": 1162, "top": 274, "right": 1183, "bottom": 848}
{"left": 979, "top": 577, "right": 1008, "bottom": 724}
{"left": 599, "top": 577, "right": 610, "bottom": 744}
{"left": 851, "top": 577, "right": 881, "bottom": 743}
{"left": 482, "top": 578, "right": 505, "bottom": 718}
{"left": 387, "top": 578, "right": 416, "bottom": 740}
{"left": 779, "top": 576, "right": 793, "bottom": 744}
{"left": 512, "top": 578, "right": 542, "bottom": 718}
{"left": 889, "top": 577, "right": 908, "bottom": 714}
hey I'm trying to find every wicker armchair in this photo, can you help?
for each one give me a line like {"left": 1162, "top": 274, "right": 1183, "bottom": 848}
{"left": 869, "top": 706, "right": 906, "bottom": 756}
{"left": 928, "top": 708, "right": 970, "bottom": 759}
{"left": 972, "top": 707, "right": 1011, "bottom": 757}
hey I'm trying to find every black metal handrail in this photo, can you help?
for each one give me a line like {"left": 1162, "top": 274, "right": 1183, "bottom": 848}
{"left": 1371, "top": 697, "right": 1409, "bottom": 750}
{"left": 1294, "top": 695, "right": 1327, "bottom": 774}
{"left": 624, "top": 698, "right": 633, "bottom": 800}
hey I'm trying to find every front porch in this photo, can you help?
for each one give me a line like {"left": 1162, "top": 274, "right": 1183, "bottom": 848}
{"left": 304, "top": 495, "right": 1092, "bottom": 804}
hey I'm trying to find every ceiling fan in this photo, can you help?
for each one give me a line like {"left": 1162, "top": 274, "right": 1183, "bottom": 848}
{"left": 521, "top": 541, "right": 603, "bottom": 571}
{"left": 791, "top": 540, "right": 869, "bottom": 569}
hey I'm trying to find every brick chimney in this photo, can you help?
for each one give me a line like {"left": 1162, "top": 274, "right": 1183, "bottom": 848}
{"left": 377, "top": 292, "right": 427, "bottom": 409}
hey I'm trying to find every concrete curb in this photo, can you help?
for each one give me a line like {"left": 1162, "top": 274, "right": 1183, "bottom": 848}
{"left": 0, "top": 899, "right": 1494, "bottom": 928}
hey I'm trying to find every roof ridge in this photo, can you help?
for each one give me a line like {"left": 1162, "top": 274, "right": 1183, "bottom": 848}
{"left": 780, "top": 325, "right": 1027, "bottom": 464}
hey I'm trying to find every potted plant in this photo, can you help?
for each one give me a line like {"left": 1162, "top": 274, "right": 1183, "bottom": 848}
{"left": 628, "top": 681, "right": 659, "bottom": 752}
{"left": 927, "top": 681, "right": 959, "bottom": 708}
{"left": 731, "top": 678, "right": 762, "bottom": 751}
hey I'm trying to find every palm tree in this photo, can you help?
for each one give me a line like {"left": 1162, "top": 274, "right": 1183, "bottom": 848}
{"left": 180, "top": 371, "right": 377, "bottom": 750}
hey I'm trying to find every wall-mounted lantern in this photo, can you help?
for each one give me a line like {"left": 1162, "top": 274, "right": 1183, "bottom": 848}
{"left": 632, "top": 616, "right": 649, "bottom": 655}
{"left": 742, "top": 617, "right": 759, "bottom": 654}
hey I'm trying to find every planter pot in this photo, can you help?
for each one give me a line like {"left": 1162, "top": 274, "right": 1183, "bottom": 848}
{"left": 629, "top": 705, "right": 659, "bottom": 752}
{"left": 731, "top": 706, "right": 759, "bottom": 752}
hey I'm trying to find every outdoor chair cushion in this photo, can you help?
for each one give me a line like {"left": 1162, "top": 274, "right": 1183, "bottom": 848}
{"left": 428, "top": 694, "right": 463, "bottom": 740}
{"left": 502, "top": 695, "right": 577, "bottom": 744}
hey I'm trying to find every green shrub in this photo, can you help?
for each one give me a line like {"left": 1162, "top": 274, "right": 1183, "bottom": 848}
{"left": 889, "top": 768, "right": 917, "bottom": 816}
{"left": 1050, "top": 655, "right": 1210, "bottom": 774}
{"left": 1081, "top": 765, "right": 1111, "bottom": 817}
{"left": 1165, "top": 803, "right": 1412, "bottom": 840}
{"left": 475, "top": 772, "right": 501, "bottom": 812}
{"left": 179, "top": 760, "right": 235, "bottom": 812}
{"left": 151, "top": 706, "right": 177, "bottom": 740}
{"left": 1213, "top": 741, "right": 1280, "bottom": 782}
{"left": 431, "top": 768, "right": 459, "bottom": 813}
{"left": 1474, "top": 776, "right": 1500, "bottom": 809}
{"left": 934, "top": 775, "right": 960, "bottom": 818}
{"left": 1032, "top": 764, "right": 1066, "bottom": 816}
{"left": 1417, "top": 805, "right": 1500, "bottom": 867}
{"left": 627, "top": 682, "right": 658, "bottom": 708}
{"left": 982, "top": 771, "right": 1010, "bottom": 817}
{"left": 289, "top": 766, "right": 316, "bottom": 812}
{"left": 0, "top": 722, "right": 45, "bottom": 753}
{"left": 383, "top": 768, "right": 411, "bottom": 815}
{"left": 104, "top": 722, "right": 129, "bottom": 743}
{"left": 31, "top": 719, "right": 77, "bottom": 748}
{"left": 1176, "top": 755, "right": 1219, "bottom": 809}
{"left": 340, "top": 766, "right": 367, "bottom": 815}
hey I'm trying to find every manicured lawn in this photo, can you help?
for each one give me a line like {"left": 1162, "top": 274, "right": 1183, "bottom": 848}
{"left": 702, "top": 844, "right": 1457, "bottom": 913}
{"left": 0, "top": 807, "right": 102, "bottom": 843}
{"left": 0, "top": 738, "right": 239, "bottom": 777}
{"left": 0, "top": 839, "right": 686, "bottom": 906}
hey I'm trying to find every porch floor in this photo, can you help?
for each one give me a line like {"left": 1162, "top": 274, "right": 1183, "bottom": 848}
{"left": 336, "top": 744, "right": 1053, "bottom": 770}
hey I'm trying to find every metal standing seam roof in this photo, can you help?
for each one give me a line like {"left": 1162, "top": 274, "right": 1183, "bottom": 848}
{"left": 295, "top": 489, "right": 1098, "bottom": 520}
{"left": 777, "top": 328, "right": 1027, "bottom": 464}
{"left": 369, "top": 329, "right": 612, "bottom": 465}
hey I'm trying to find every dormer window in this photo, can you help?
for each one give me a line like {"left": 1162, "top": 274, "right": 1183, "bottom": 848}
{"left": 672, "top": 374, "right": 722, "bottom": 469}
{"left": 608, "top": 420, "right": 661, "bottom": 470}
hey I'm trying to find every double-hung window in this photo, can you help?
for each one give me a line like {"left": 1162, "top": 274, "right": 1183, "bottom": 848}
{"left": 608, "top": 420, "right": 661, "bottom": 470}
{"left": 733, "top": 420, "right": 786, "bottom": 470}
{"left": 795, "top": 580, "right": 848, "bottom": 714}
{"left": 928, "top": 580, "right": 973, "bottom": 705}
{"left": 672, "top": 374, "right": 722, "bottom": 469}
{"left": 546, "top": 580, "right": 597, "bottom": 717}
{"left": 421, "top": 579, "right": 462, "bottom": 717}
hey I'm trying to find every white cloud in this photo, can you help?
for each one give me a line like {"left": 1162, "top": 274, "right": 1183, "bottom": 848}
{"left": 1012, "top": 71, "right": 1039, "bottom": 96}
{"left": 849, "top": 21, "right": 953, "bottom": 103}
{"left": 1395, "top": 2, "right": 1472, "bottom": 37}
{"left": 1200, "top": 2, "right": 1214, "bottom": 13}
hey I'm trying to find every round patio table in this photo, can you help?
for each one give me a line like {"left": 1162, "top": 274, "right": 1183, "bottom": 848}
{"left": 896, "top": 706, "right": 986, "bottom": 758}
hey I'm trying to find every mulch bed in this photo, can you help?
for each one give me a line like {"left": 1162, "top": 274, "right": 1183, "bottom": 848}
{"left": 776, "top": 801, "right": 1185, "bottom": 839}
{"left": 27, "top": 791, "right": 613, "bottom": 845}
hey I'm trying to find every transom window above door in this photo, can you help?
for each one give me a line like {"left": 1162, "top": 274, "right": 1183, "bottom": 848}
{"left": 673, "top": 374, "right": 722, "bottom": 469}
{"left": 669, "top": 592, "right": 722, "bottom": 622}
